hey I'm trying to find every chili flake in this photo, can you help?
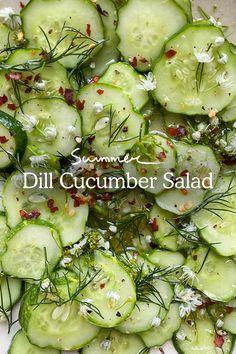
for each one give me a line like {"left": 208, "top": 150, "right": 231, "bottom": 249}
{"left": 20, "top": 209, "right": 40, "bottom": 220}
{"left": 165, "top": 49, "right": 177, "bottom": 59}
{"left": 76, "top": 99, "right": 86, "bottom": 111}
{"left": 0, "top": 136, "right": 9, "bottom": 144}
{"left": 97, "top": 89, "right": 104, "bottom": 95}
{"left": 8, "top": 103, "right": 17, "bottom": 111}
{"left": 0, "top": 95, "right": 8, "bottom": 106}
{"left": 86, "top": 24, "right": 91, "bottom": 37}
{"left": 149, "top": 218, "right": 159, "bottom": 232}
{"left": 214, "top": 335, "right": 224, "bottom": 348}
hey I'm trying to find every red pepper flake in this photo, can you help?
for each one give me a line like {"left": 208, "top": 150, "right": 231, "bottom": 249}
{"left": 91, "top": 75, "right": 100, "bottom": 83}
{"left": 47, "top": 199, "right": 55, "bottom": 209}
{"left": 5, "top": 72, "right": 22, "bottom": 81}
{"left": 39, "top": 50, "right": 46, "bottom": 58}
{"left": 128, "top": 199, "right": 136, "bottom": 205}
{"left": 167, "top": 125, "right": 187, "bottom": 138}
{"left": 180, "top": 188, "right": 188, "bottom": 195}
{"left": 71, "top": 194, "right": 89, "bottom": 208}
{"left": 76, "top": 99, "right": 86, "bottom": 111}
{"left": 166, "top": 140, "right": 174, "bottom": 149}
{"left": 0, "top": 94, "right": 8, "bottom": 106}
{"left": 129, "top": 56, "right": 137, "bottom": 68}
{"left": 226, "top": 307, "right": 234, "bottom": 314}
{"left": 86, "top": 24, "right": 91, "bottom": 37}
{"left": 101, "top": 192, "right": 113, "bottom": 202}
{"left": 64, "top": 88, "right": 74, "bottom": 105}
{"left": 100, "top": 283, "right": 106, "bottom": 289}
{"left": 50, "top": 206, "right": 59, "bottom": 213}
{"left": 165, "top": 49, "right": 177, "bottom": 59}
{"left": 8, "top": 103, "right": 17, "bottom": 111}
{"left": 58, "top": 86, "right": 64, "bottom": 95}
{"left": 149, "top": 218, "right": 159, "bottom": 232}
{"left": 214, "top": 335, "right": 224, "bottom": 348}
{"left": 0, "top": 136, "right": 9, "bottom": 144}
{"left": 19, "top": 1, "right": 25, "bottom": 8}
{"left": 139, "top": 56, "right": 148, "bottom": 63}
{"left": 20, "top": 209, "right": 40, "bottom": 220}
{"left": 26, "top": 75, "right": 33, "bottom": 81}
{"left": 97, "top": 89, "right": 104, "bottom": 95}
{"left": 88, "top": 135, "right": 95, "bottom": 145}
{"left": 157, "top": 151, "right": 167, "bottom": 161}
{"left": 180, "top": 169, "right": 189, "bottom": 177}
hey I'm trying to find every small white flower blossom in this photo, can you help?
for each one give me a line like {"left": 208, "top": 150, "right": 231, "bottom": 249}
{"left": 218, "top": 53, "right": 228, "bottom": 64}
{"left": 43, "top": 126, "right": 57, "bottom": 141}
{"left": 40, "top": 278, "right": 51, "bottom": 291}
{"left": 29, "top": 154, "right": 49, "bottom": 168}
{"left": 93, "top": 102, "right": 104, "bottom": 114}
{"left": 0, "top": 8, "right": 20, "bottom": 29}
{"left": 194, "top": 48, "right": 213, "bottom": 63}
{"left": 180, "top": 266, "right": 197, "bottom": 285}
{"left": 70, "top": 238, "right": 87, "bottom": 256}
{"left": 100, "top": 339, "right": 111, "bottom": 351}
{"left": 151, "top": 316, "right": 161, "bottom": 328}
{"left": 80, "top": 299, "right": 93, "bottom": 316}
{"left": 21, "top": 114, "right": 38, "bottom": 132}
{"left": 225, "top": 135, "right": 236, "bottom": 154}
{"left": 137, "top": 72, "right": 157, "bottom": 91}
{"left": 90, "top": 62, "right": 96, "bottom": 69}
{"left": 216, "top": 72, "right": 234, "bottom": 89}
{"left": 216, "top": 319, "right": 224, "bottom": 328}
{"left": 215, "top": 37, "right": 225, "bottom": 47}
{"left": 176, "top": 329, "right": 186, "bottom": 341}
{"left": 192, "top": 131, "right": 201, "bottom": 141}
{"left": 60, "top": 256, "right": 72, "bottom": 268}
{"left": 209, "top": 16, "right": 222, "bottom": 27}
{"left": 175, "top": 285, "right": 202, "bottom": 318}
{"left": 35, "top": 80, "right": 47, "bottom": 90}
{"left": 109, "top": 225, "right": 117, "bottom": 233}
{"left": 106, "top": 291, "right": 120, "bottom": 303}
{"left": 95, "top": 117, "right": 110, "bottom": 131}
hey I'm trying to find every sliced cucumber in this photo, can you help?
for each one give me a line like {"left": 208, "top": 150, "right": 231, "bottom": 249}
{"left": 124, "top": 134, "right": 176, "bottom": 194}
{"left": 82, "top": 329, "right": 145, "bottom": 354}
{"left": 0, "top": 175, "right": 6, "bottom": 212}
{"left": 0, "top": 214, "right": 8, "bottom": 255}
{"left": 99, "top": 62, "right": 149, "bottom": 110}
{"left": 174, "top": 312, "right": 234, "bottom": 354}
{"left": 15, "top": 98, "right": 81, "bottom": 156}
{"left": 140, "top": 303, "right": 181, "bottom": 347}
{"left": 208, "top": 302, "right": 236, "bottom": 335}
{"left": 19, "top": 284, "right": 99, "bottom": 350}
{"left": 116, "top": 279, "right": 173, "bottom": 333}
{"left": 220, "top": 95, "right": 236, "bottom": 122}
{"left": 185, "top": 246, "right": 236, "bottom": 302}
{"left": 223, "top": 310, "right": 236, "bottom": 335}
{"left": 78, "top": 251, "right": 136, "bottom": 327}
{"left": 117, "top": 0, "right": 187, "bottom": 71}
{"left": 0, "top": 23, "right": 15, "bottom": 61}
{"left": 174, "top": 0, "right": 192, "bottom": 21}
{"left": 9, "top": 330, "right": 60, "bottom": 354}
{"left": 77, "top": 83, "right": 144, "bottom": 157}
{"left": 153, "top": 25, "right": 236, "bottom": 115}
{"left": 147, "top": 249, "right": 185, "bottom": 268}
{"left": 0, "top": 276, "right": 22, "bottom": 316}
{"left": 0, "top": 110, "right": 27, "bottom": 169}
{"left": 21, "top": 0, "right": 104, "bottom": 68}
{"left": 1, "top": 220, "right": 62, "bottom": 280}
{"left": 3, "top": 168, "right": 89, "bottom": 246}
{"left": 191, "top": 176, "right": 236, "bottom": 256}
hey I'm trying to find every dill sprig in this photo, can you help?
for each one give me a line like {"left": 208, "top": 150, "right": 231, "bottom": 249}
{"left": 0, "top": 277, "right": 18, "bottom": 333}
{"left": 0, "top": 147, "right": 24, "bottom": 173}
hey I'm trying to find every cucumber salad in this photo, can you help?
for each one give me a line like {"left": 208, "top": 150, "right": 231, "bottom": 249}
{"left": 0, "top": 0, "right": 236, "bottom": 353}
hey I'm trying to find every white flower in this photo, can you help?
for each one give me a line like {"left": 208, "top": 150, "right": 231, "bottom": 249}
{"left": 67, "top": 125, "right": 77, "bottom": 135}
{"left": 29, "top": 154, "right": 49, "bottom": 168}
{"left": 106, "top": 291, "right": 120, "bottom": 304}
{"left": 175, "top": 285, "right": 202, "bottom": 318}
{"left": 197, "top": 122, "right": 208, "bottom": 132}
{"left": 0, "top": 8, "right": 19, "bottom": 29}
{"left": 218, "top": 53, "right": 228, "bottom": 64}
{"left": 137, "top": 72, "right": 157, "bottom": 91}
{"left": 90, "top": 62, "right": 96, "bottom": 69}
{"left": 176, "top": 329, "right": 186, "bottom": 341}
{"left": 70, "top": 238, "right": 87, "bottom": 256}
{"left": 233, "top": 122, "right": 236, "bottom": 129}
{"left": 216, "top": 72, "right": 234, "bottom": 89}
{"left": 95, "top": 117, "right": 110, "bottom": 131}
{"left": 180, "top": 266, "right": 197, "bottom": 285}
{"left": 215, "top": 37, "right": 225, "bottom": 47}
{"left": 216, "top": 319, "right": 224, "bottom": 328}
{"left": 151, "top": 316, "right": 161, "bottom": 328}
{"left": 21, "top": 114, "right": 38, "bottom": 132}
{"left": 43, "top": 126, "right": 57, "bottom": 141}
{"left": 182, "top": 222, "right": 197, "bottom": 234}
{"left": 225, "top": 135, "right": 236, "bottom": 154}
{"left": 40, "top": 278, "right": 50, "bottom": 291}
{"left": 60, "top": 256, "right": 72, "bottom": 268}
{"left": 192, "top": 131, "right": 201, "bottom": 141}
{"left": 98, "top": 237, "right": 110, "bottom": 251}
{"left": 109, "top": 225, "right": 117, "bottom": 233}
{"left": 93, "top": 102, "right": 103, "bottom": 114}
{"left": 209, "top": 16, "right": 222, "bottom": 27}
{"left": 35, "top": 80, "right": 47, "bottom": 90}
{"left": 100, "top": 339, "right": 111, "bottom": 351}
{"left": 80, "top": 299, "right": 93, "bottom": 316}
{"left": 194, "top": 48, "right": 213, "bottom": 63}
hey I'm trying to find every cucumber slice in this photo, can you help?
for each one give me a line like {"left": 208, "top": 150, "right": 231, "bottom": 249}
{"left": 0, "top": 276, "right": 22, "bottom": 316}
{"left": 116, "top": 0, "right": 187, "bottom": 71}
{"left": 0, "top": 110, "right": 27, "bottom": 169}
{"left": 124, "top": 134, "right": 176, "bottom": 194}
{"left": 19, "top": 284, "right": 99, "bottom": 350}
{"left": 116, "top": 279, "right": 173, "bottom": 333}
{"left": 147, "top": 249, "right": 185, "bottom": 268}
{"left": 0, "top": 175, "right": 6, "bottom": 212}
{"left": 21, "top": 0, "right": 104, "bottom": 68}
{"left": 174, "top": 0, "right": 192, "bottom": 22}
{"left": 9, "top": 330, "right": 60, "bottom": 354}
{"left": 153, "top": 25, "right": 236, "bottom": 115}
{"left": 174, "top": 312, "right": 234, "bottom": 354}
{"left": 0, "top": 23, "right": 15, "bottom": 61}
{"left": 220, "top": 95, "right": 236, "bottom": 122}
{"left": 208, "top": 303, "right": 236, "bottom": 335}
{"left": 77, "top": 83, "right": 144, "bottom": 157}
{"left": 3, "top": 169, "right": 89, "bottom": 246}
{"left": 0, "top": 214, "right": 8, "bottom": 256}
{"left": 1, "top": 221, "right": 62, "bottom": 280}
{"left": 78, "top": 251, "right": 136, "bottom": 327}
{"left": 191, "top": 176, "right": 236, "bottom": 256}
{"left": 140, "top": 303, "right": 181, "bottom": 347}
{"left": 99, "top": 62, "right": 149, "bottom": 110}
{"left": 15, "top": 98, "right": 81, "bottom": 156}
{"left": 82, "top": 329, "right": 145, "bottom": 354}
{"left": 185, "top": 246, "right": 236, "bottom": 302}
{"left": 223, "top": 310, "right": 236, "bottom": 335}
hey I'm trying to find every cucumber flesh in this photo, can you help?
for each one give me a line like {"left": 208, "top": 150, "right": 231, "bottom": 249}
{"left": 1, "top": 221, "right": 62, "bottom": 280}
{"left": 153, "top": 25, "right": 236, "bottom": 115}
{"left": 185, "top": 246, "right": 236, "bottom": 302}
{"left": 147, "top": 249, "right": 185, "bottom": 269}
{"left": 0, "top": 175, "right": 5, "bottom": 212}
{"left": 174, "top": 0, "right": 192, "bottom": 21}
{"left": 9, "top": 330, "right": 60, "bottom": 354}
{"left": 140, "top": 303, "right": 181, "bottom": 347}
{"left": 82, "top": 329, "right": 145, "bottom": 354}
{"left": 220, "top": 95, "right": 236, "bottom": 122}
{"left": 99, "top": 62, "right": 149, "bottom": 110}
{"left": 0, "top": 276, "right": 22, "bottom": 315}
{"left": 0, "top": 214, "right": 8, "bottom": 255}
{"left": 117, "top": 0, "right": 187, "bottom": 71}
